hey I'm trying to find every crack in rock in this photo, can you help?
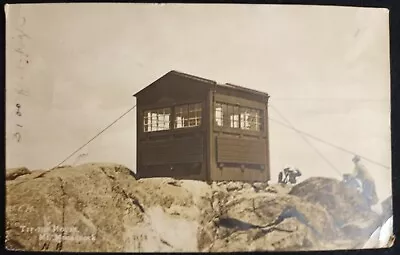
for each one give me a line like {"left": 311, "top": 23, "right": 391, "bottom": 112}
{"left": 257, "top": 206, "right": 321, "bottom": 238}
{"left": 98, "top": 167, "right": 178, "bottom": 250}
{"left": 202, "top": 185, "right": 231, "bottom": 252}
{"left": 98, "top": 167, "right": 145, "bottom": 213}
{"left": 252, "top": 198, "right": 265, "bottom": 220}
{"left": 56, "top": 177, "right": 67, "bottom": 251}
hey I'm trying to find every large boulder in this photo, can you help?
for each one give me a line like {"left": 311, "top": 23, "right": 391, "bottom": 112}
{"left": 5, "top": 163, "right": 212, "bottom": 252}
{"left": 289, "top": 177, "right": 381, "bottom": 241}
{"left": 6, "top": 163, "right": 140, "bottom": 252}
{"left": 198, "top": 191, "right": 342, "bottom": 252}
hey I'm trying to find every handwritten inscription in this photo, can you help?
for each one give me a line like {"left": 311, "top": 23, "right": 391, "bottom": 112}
{"left": 13, "top": 132, "right": 21, "bottom": 143}
{"left": 18, "top": 225, "right": 96, "bottom": 242}
{"left": 16, "top": 103, "right": 21, "bottom": 116}
{"left": 14, "top": 102, "right": 22, "bottom": 142}
{"left": 39, "top": 233, "right": 96, "bottom": 242}
{"left": 12, "top": 16, "right": 30, "bottom": 143}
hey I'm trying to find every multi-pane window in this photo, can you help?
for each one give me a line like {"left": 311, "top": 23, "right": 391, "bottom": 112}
{"left": 175, "top": 103, "right": 202, "bottom": 129}
{"left": 143, "top": 108, "right": 171, "bottom": 132}
{"left": 240, "top": 107, "right": 262, "bottom": 131}
{"left": 214, "top": 102, "right": 263, "bottom": 131}
{"left": 215, "top": 103, "right": 239, "bottom": 128}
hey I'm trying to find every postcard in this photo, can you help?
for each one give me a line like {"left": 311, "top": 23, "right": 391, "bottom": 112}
{"left": 5, "top": 3, "right": 393, "bottom": 252}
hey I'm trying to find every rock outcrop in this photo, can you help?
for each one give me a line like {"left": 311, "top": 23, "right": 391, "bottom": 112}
{"left": 6, "top": 167, "right": 31, "bottom": 181}
{"left": 5, "top": 163, "right": 386, "bottom": 252}
{"left": 289, "top": 177, "right": 381, "bottom": 242}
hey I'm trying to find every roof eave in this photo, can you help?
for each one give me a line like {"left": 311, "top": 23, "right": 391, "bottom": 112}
{"left": 217, "top": 83, "right": 269, "bottom": 99}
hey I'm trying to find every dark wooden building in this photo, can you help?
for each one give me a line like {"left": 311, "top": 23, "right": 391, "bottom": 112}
{"left": 133, "top": 70, "right": 271, "bottom": 182}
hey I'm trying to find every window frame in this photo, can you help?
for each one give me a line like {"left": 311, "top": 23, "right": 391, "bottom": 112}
{"left": 214, "top": 101, "right": 265, "bottom": 134}
{"left": 143, "top": 107, "right": 172, "bottom": 133}
{"left": 239, "top": 106, "right": 263, "bottom": 132}
{"left": 141, "top": 101, "right": 204, "bottom": 134}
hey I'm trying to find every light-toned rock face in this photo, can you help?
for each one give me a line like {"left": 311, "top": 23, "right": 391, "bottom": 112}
{"left": 5, "top": 163, "right": 388, "bottom": 252}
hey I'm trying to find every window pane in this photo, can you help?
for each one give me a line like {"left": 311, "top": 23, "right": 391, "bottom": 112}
{"left": 215, "top": 103, "right": 223, "bottom": 126}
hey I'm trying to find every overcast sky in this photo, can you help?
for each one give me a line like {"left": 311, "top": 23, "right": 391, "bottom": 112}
{"left": 6, "top": 4, "right": 391, "bottom": 201}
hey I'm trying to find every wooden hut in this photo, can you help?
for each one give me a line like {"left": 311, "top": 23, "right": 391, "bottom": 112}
{"left": 133, "top": 70, "right": 270, "bottom": 182}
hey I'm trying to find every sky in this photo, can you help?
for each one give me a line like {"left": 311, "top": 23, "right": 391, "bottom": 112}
{"left": 5, "top": 4, "right": 391, "bottom": 201}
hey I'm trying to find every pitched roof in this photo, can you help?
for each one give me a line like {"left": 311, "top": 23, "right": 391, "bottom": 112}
{"left": 133, "top": 70, "right": 269, "bottom": 98}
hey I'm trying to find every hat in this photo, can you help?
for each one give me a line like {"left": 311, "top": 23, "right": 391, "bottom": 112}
{"left": 352, "top": 155, "right": 361, "bottom": 162}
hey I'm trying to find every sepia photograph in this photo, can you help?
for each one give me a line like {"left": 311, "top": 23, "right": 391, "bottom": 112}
{"left": 4, "top": 3, "right": 393, "bottom": 252}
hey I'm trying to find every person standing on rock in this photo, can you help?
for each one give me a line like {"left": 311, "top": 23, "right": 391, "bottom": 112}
{"left": 351, "top": 155, "right": 379, "bottom": 207}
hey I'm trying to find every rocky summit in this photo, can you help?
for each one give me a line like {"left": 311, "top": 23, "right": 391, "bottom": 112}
{"left": 5, "top": 163, "right": 390, "bottom": 252}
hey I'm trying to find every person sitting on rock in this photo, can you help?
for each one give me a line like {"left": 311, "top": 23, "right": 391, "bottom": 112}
{"left": 288, "top": 168, "right": 302, "bottom": 184}
{"left": 351, "top": 155, "right": 379, "bottom": 206}
{"left": 278, "top": 165, "right": 302, "bottom": 184}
